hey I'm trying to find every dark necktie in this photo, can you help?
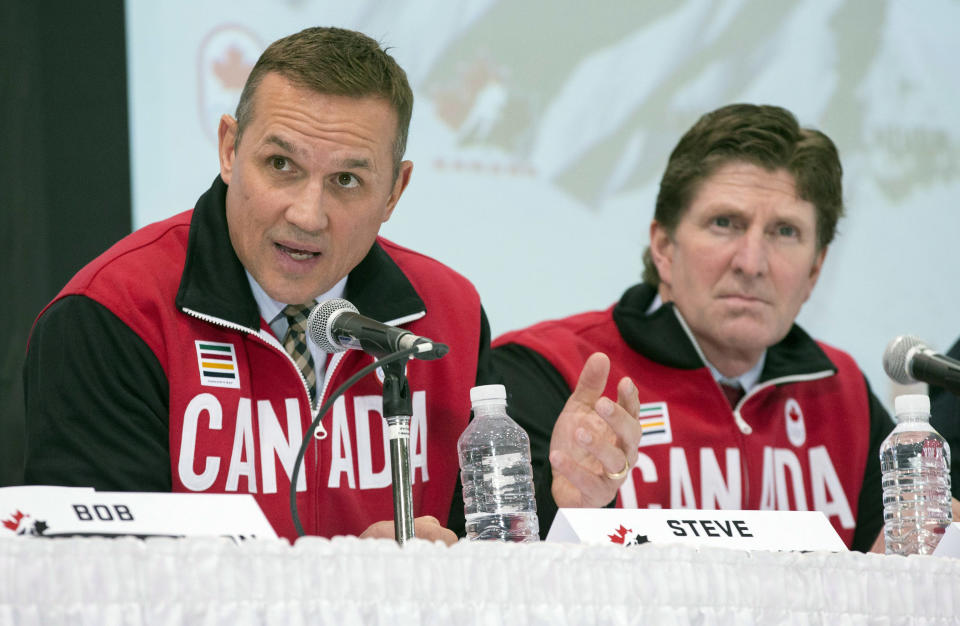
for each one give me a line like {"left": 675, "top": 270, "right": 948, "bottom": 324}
{"left": 720, "top": 381, "right": 745, "bottom": 409}
{"left": 281, "top": 304, "right": 316, "bottom": 402}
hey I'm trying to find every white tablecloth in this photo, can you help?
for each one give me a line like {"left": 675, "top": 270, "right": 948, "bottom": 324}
{"left": 1, "top": 536, "right": 959, "bottom": 625}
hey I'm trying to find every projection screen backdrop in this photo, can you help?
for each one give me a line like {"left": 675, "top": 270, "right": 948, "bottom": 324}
{"left": 126, "top": 0, "right": 960, "bottom": 409}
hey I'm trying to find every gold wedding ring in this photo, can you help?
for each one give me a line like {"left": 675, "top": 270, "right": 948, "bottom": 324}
{"left": 605, "top": 458, "right": 630, "bottom": 480}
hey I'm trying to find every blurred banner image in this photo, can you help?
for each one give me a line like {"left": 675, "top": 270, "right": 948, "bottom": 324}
{"left": 127, "top": 0, "right": 960, "bottom": 407}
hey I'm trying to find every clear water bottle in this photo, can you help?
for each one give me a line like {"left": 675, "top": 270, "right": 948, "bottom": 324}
{"left": 458, "top": 384, "right": 539, "bottom": 541}
{"left": 880, "top": 394, "right": 952, "bottom": 555}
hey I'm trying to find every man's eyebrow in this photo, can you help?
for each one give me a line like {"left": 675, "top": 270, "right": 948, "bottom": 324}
{"left": 265, "top": 135, "right": 299, "bottom": 154}
{"left": 338, "top": 158, "right": 371, "bottom": 170}
{"left": 262, "top": 137, "right": 373, "bottom": 171}
{"left": 702, "top": 202, "right": 745, "bottom": 214}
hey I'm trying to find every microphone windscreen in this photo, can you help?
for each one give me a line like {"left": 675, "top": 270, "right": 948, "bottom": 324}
{"left": 882, "top": 334, "right": 926, "bottom": 384}
{"left": 307, "top": 298, "right": 358, "bottom": 353}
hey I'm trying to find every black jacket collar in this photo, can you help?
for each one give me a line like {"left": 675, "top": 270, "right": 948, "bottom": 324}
{"left": 612, "top": 283, "right": 836, "bottom": 382}
{"left": 175, "top": 176, "right": 425, "bottom": 330}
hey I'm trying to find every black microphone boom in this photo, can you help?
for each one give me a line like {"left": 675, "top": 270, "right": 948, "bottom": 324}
{"left": 883, "top": 335, "right": 960, "bottom": 396}
{"left": 307, "top": 298, "right": 449, "bottom": 360}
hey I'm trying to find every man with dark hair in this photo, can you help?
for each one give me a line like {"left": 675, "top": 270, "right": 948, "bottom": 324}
{"left": 23, "top": 27, "right": 495, "bottom": 543}
{"left": 494, "top": 103, "right": 894, "bottom": 551}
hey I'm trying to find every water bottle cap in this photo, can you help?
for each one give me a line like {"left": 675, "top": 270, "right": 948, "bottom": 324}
{"left": 470, "top": 384, "right": 507, "bottom": 405}
{"left": 894, "top": 393, "right": 930, "bottom": 416}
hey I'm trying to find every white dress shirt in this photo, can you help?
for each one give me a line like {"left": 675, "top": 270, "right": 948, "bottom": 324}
{"left": 245, "top": 272, "right": 347, "bottom": 401}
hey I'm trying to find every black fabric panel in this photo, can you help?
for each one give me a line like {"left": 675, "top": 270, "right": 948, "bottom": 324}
{"left": 23, "top": 295, "right": 170, "bottom": 491}
{"left": 345, "top": 241, "right": 425, "bottom": 323}
{"left": 445, "top": 305, "right": 502, "bottom": 537}
{"left": 1, "top": 1, "right": 131, "bottom": 486}
{"left": 612, "top": 283, "right": 703, "bottom": 370}
{"left": 175, "top": 176, "right": 261, "bottom": 330}
{"left": 850, "top": 376, "right": 895, "bottom": 552}
{"left": 930, "top": 336, "right": 960, "bottom": 498}
{"left": 491, "top": 342, "right": 574, "bottom": 539}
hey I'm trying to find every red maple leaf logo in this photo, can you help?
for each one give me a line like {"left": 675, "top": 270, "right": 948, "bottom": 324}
{"left": 212, "top": 46, "right": 253, "bottom": 90}
{"left": 2, "top": 510, "right": 26, "bottom": 531}
{"left": 788, "top": 405, "right": 801, "bottom": 422}
{"left": 608, "top": 524, "right": 632, "bottom": 544}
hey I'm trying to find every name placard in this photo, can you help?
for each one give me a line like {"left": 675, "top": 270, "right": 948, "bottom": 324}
{"left": 546, "top": 508, "right": 847, "bottom": 552}
{"left": 933, "top": 523, "right": 960, "bottom": 558}
{"left": 0, "top": 486, "right": 278, "bottom": 540}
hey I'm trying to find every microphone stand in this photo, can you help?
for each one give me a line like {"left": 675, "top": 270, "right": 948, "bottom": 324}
{"left": 380, "top": 358, "right": 415, "bottom": 544}
{"left": 289, "top": 346, "right": 423, "bottom": 540}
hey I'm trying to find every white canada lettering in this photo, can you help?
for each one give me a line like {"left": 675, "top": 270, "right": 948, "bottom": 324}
{"left": 179, "top": 393, "right": 222, "bottom": 490}
{"left": 624, "top": 445, "right": 854, "bottom": 528}
{"left": 178, "top": 391, "right": 432, "bottom": 494}
{"left": 809, "top": 445, "right": 855, "bottom": 528}
{"left": 669, "top": 448, "right": 697, "bottom": 508}
{"left": 773, "top": 448, "right": 807, "bottom": 510}
{"left": 410, "top": 391, "right": 429, "bottom": 483}
{"left": 759, "top": 446, "right": 776, "bottom": 511}
{"left": 328, "top": 396, "right": 356, "bottom": 488}
{"left": 619, "top": 453, "right": 659, "bottom": 508}
{"left": 355, "top": 395, "right": 390, "bottom": 489}
{"left": 350, "top": 391, "right": 429, "bottom": 489}
{"left": 225, "top": 397, "right": 257, "bottom": 492}
{"left": 258, "top": 398, "right": 305, "bottom": 494}
{"left": 699, "top": 448, "right": 741, "bottom": 509}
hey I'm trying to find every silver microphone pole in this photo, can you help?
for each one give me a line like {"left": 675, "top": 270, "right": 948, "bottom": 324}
{"left": 381, "top": 359, "right": 415, "bottom": 544}
{"left": 384, "top": 414, "right": 414, "bottom": 543}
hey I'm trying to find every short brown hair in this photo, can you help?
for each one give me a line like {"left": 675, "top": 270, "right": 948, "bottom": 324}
{"left": 642, "top": 103, "right": 843, "bottom": 285}
{"left": 234, "top": 26, "right": 413, "bottom": 178}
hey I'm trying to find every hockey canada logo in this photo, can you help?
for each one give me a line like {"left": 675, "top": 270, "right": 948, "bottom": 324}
{"left": 2, "top": 509, "right": 48, "bottom": 536}
{"left": 608, "top": 524, "right": 650, "bottom": 546}
{"left": 195, "top": 340, "right": 241, "bottom": 388}
{"left": 784, "top": 398, "right": 807, "bottom": 447}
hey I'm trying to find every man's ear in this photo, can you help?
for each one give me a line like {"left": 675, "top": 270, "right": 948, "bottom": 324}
{"left": 649, "top": 220, "right": 674, "bottom": 286}
{"left": 217, "top": 115, "right": 239, "bottom": 184}
{"left": 803, "top": 246, "right": 828, "bottom": 302}
{"left": 381, "top": 160, "right": 413, "bottom": 223}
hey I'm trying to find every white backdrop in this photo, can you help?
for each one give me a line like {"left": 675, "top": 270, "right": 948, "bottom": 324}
{"left": 126, "top": 0, "right": 960, "bottom": 410}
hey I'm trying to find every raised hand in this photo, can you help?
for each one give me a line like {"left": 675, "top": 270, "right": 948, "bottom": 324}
{"left": 548, "top": 352, "right": 642, "bottom": 509}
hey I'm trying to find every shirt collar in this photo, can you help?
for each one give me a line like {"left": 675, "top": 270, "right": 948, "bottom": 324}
{"left": 245, "top": 272, "right": 347, "bottom": 330}
{"left": 646, "top": 293, "right": 766, "bottom": 391}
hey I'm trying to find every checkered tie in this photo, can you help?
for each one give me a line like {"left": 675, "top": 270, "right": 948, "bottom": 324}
{"left": 720, "top": 381, "right": 745, "bottom": 409}
{"left": 282, "top": 304, "right": 316, "bottom": 402}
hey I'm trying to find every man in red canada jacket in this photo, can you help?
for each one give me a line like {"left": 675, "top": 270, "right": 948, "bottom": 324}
{"left": 493, "top": 104, "right": 897, "bottom": 550}
{"left": 23, "top": 27, "right": 498, "bottom": 543}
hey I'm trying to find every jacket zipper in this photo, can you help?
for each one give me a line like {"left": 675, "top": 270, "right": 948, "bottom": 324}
{"left": 183, "top": 305, "right": 325, "bottom": 533}
{"left": 731, "top": 369, "right": 835, "bottom": 505}
{"left": 731, "top": 370, "right": 835, "bottom": 435}
{"left": 185, "top": 305, "right": 427, "bottom": 535}
{"left": 182, "top": 306, "right": 325, "bottom": 439}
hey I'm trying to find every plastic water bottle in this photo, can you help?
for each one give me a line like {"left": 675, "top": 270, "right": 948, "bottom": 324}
{"left": 880, "top": 394, "right": 952, "bottom": 555}
{"left": 458, "top": 384, "right": 539, "bottom": 541}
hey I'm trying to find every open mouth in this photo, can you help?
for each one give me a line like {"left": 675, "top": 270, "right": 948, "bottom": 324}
{"left": 275, "top": 242, "right": 320, "bottom": 261}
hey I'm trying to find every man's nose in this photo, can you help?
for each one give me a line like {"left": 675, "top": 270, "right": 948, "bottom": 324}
{"left": 284, "top": 180, "right": 328, "bottom": 233}
{"left": 731, "top": 227, "right": 769, "bottom": 277}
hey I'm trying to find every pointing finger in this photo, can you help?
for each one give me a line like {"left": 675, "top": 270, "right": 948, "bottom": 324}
{"left": 568, "top": 353, "right": 611, "bottom": 409}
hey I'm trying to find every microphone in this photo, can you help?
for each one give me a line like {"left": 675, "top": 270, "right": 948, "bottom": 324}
{"left": 307, "top": 298, "right": 449, "bottom": 360}
{"left": 883, "top": 335, "right": 960, "bottom": 395}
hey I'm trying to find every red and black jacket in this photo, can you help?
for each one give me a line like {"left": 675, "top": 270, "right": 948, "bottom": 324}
{"left": 24, "top": 176, "right": 496, "bottom": 540}
{"left": 493, "top": 283, "right": 893, "bottom": 551}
